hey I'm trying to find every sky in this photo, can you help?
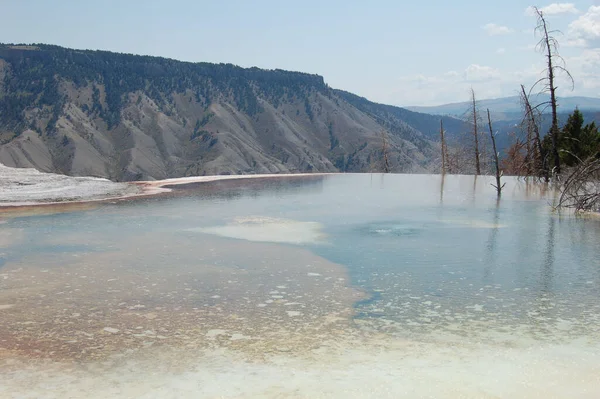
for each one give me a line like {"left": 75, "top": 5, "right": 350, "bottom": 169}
{"left": 0, "top": 0, "right": 599, "bottom": 106}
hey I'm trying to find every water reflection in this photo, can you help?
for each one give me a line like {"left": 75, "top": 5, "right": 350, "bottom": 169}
{"left": 439, "top": 173, "right": 445, "bottom": 205}
{"left": 483, "top": 197, "right": 501, "bottom": 282}
{"left": 162, "top": 175, "right": 326, "bottom": 201}
{"left": 541, "top": 215, "right": 556, "bottom": 295}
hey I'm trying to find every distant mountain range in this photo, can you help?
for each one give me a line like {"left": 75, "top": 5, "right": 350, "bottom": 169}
{"left": 0, "top": 44, "right": 469, "bottom": 180}
{"left": 406, "top": 95, "right": 600, "bottom": 120}
{"left": 407, "top": 95, "right": 600, "bottom": 155}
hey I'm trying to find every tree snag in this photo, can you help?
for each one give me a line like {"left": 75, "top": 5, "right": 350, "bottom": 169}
{"left": 470, "top": 88, "right": 481, "bottom": 175}
{"left": 533, "top": 6, "right": 574, "bottom": 176}
{"left": 440, "top": 119, "right": 447, "bottom": 174}
{"left": 487, "top": 109, "right": 505, "bottom": 196}
{"left": 381, "top": 130, "right": 390, "bottom": 173}
{"left": 520, "top": 84, "right": 547, "bottom": 180}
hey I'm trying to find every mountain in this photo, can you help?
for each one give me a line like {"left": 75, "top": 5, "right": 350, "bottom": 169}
{"left": 334, "top": 90, "right": 468, "bottom": 142}
{"left": 406, "top": 95, "right": 600, "bottom": 120}
{"left": 0, "top": 44, "right": 458, "bottom": 181}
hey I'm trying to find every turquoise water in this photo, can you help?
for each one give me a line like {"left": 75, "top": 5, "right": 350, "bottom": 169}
{"left": 1, "top": 174, "right": 600, "bottom": 398}
{"left": 3, "top": 174, "right": 600, "bottom": 340}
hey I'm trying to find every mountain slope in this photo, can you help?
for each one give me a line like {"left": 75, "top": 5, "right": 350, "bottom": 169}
{"left": 335, "top": 90, "right": 468, "bottom": 142}
{"left": 0, "top": 44, "right": 439, "bottom": 180}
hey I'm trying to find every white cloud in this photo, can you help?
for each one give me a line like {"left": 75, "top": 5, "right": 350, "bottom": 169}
{"left": 387, "top": 56, "right": 597, "bottom": 106}
{"left": 568, "top": 6, "right": 600, "bottom": 48}
{"left": 385, "top": 47, "right": 600, "bottom": 106}
{"left": 517, "top": 44, "right": 537, "bottom": 51}
{"left": 525, "top": 3, "right": 579, "bottom": 16}
{"left": 483, "top": 23, "right": 513, "bottom": 35}
{"left": 564, "top": 37, "right": 588, "bottom": 47}
{"left": 443, "top": 70, "right": 460, "bottom": 78}
{"left": 496, "top": 48, "right": 507, "bottom": 54}
{"left": 464, "top": 64, "right": 501, "bottom": 82}
{"left": 513, "top": 64, "right": 544, "bottom": 81}
{"left": 565, "top": 48, "right": 600, "bottom": 91}
{"left": 389, "top": 64, "right": 510, "bottom": 105}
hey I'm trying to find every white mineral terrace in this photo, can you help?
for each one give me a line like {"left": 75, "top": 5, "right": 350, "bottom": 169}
{"left": 0, "top": 163, "right": 140, "bottom": 206}
{"left": 0, "top": 163, "right": 328, "bottom": 206}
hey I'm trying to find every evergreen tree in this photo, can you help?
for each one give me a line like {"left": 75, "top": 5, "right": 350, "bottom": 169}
{"left": 543, "top": 109, "right": 600, "bottom": 167}
{"left": 561, "top": 109, "right": 585, "bottom": 167}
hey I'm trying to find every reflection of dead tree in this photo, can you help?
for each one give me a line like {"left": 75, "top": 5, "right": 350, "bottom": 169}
{"left": 439, "top": 173, "right": 445, "bottom": 204}
{"left": 557, "top": 158, "right": 600, "bottom": 212}
{"left": 487, "top": 109, "right": 505, "bottom": 196}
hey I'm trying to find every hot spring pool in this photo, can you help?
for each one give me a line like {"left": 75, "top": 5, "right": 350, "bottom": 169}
{"left": 1, "top": 174, "right": 599, "bottom": 398}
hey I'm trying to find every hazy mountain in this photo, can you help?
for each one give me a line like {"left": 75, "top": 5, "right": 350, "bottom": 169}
{"left": 0, "top": 44, "right": 454, "bottom": 181}
{"left": 406, "top": 95, "right": 600, "bottom": 120}
{"left": 334, "top": 90, "right": 468, "bottom": 141}
{"left": 406, "top": 95, "right": 600, "bottom": 155}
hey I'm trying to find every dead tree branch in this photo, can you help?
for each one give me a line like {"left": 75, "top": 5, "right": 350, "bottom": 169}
{"left": 557, "top": 157, "right": 600, "bottom": 212}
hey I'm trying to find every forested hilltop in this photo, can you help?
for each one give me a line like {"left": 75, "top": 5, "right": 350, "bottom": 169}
{"left": 0, "top": 44, "right": 452, "bottom": 181}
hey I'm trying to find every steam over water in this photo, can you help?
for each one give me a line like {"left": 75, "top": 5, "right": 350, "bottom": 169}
{"left": 1, "top": 174, "right": 599, "bottom": 398}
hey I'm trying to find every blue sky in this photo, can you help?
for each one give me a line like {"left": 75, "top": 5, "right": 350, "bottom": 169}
{"left": 1, "top": 0, "right": 598, "bottom": 106}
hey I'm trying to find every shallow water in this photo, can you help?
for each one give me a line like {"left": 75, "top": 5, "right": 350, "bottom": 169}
{"left": 1, "top": 174, "right": 599, "bottom": 398}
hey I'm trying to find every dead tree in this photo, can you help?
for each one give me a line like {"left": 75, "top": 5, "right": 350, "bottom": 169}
{"left": 487, "top": 109, "right": 505, "bottom": 195}
{"left": 381, "top": 130, "right": 390, "bottom": 173}
{"left": 520, "top": 84, "right": 547, "bottom": 180}
{"left": 470, "top": 88, "right": 481, "bottom": 175}
{"left": 440, "top": 119, "right": 447, "bottom": 174}
{"left": 533, "top": 6, "right": 574, "bottom": 176}
{"left": 520, "top": 86, "right": 534, "bottom": 175}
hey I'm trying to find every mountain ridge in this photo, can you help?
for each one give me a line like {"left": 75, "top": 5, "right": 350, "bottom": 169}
{"left": 406, "top": 95, "right": 600, "bottom": 118}
{"left": 0, "top": 43, "right": 463, "bottom": 180}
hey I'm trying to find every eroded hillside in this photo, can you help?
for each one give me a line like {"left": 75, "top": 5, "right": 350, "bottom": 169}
{"left": 0, "top": 44, "right": 440, "bottom": 180}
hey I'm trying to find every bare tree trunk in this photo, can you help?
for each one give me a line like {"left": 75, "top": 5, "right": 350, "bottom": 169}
{"left": 534, "top": 7, "right": 573, "bottom": 176}
{"left": 524, "top": 102, "right": 533, "bottom": 175}
{"left": 520, "top": 84, "right": 547, "bottom": 181}
{"left": 381, "top": 130, "right": 390, "bottom": 173}
{"left": 540, "top": 14, "right": 560, "bottom": 175}
{"left": 440, "top": 119, "right": 446, "bottom": 174}
{"left": 487, "top": 109, "right": 504, "bottom": 196}
{"left": 471, "top": 88, "right": 481, "bottom": 175}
